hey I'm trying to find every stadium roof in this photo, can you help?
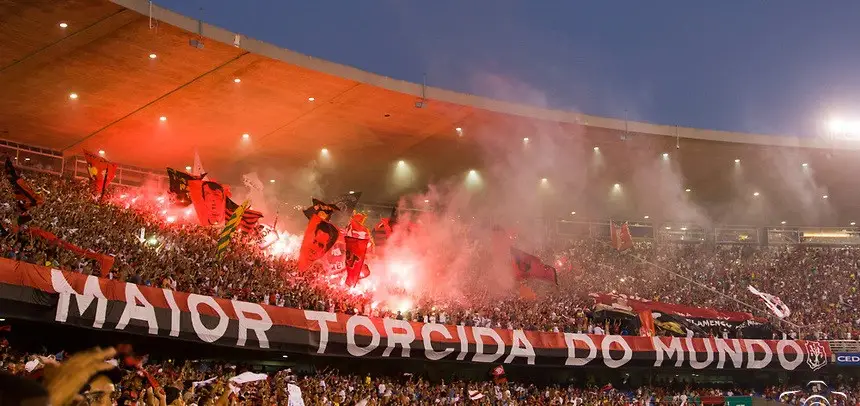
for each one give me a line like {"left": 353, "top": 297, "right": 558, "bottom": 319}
{"left": 3, "top": 0, "right": 860, "bottom": 225}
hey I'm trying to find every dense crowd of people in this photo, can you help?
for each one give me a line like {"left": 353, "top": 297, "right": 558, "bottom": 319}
{"left": 1, "top": 168, "right": 859, "bottom": 342}
{"left": 3, "top": 343, "right": 860, "bottom": 405}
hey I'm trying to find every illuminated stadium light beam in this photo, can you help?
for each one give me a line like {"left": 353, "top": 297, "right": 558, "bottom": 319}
{"left": 59, "top": 22, "right": 68, "bottom": 28}
{"left": 308, "top": 97, "right": 315, "bottom": 102}
{"left": 149, "top": 53, "right": 157, "bottom": 59}
{"left": 242, "top": 133, "right": 250, "bottom": 140}
{"left": 662, "top": 152, "right": 669, "bottom": 159}
{"left": 233, "top": 78, "right": 241, "bottom": 83}
{"left": 593, "top": 146, "right": 600, "bottom": 152}
{"left": 685, "top": 188, "right": 692, "bottom": 192}
{"left": 320, "top": 148, "right": 329, "bottom": 155}
{"left": 570, "top": 211, "right": 576, "bottom": 215}
{"left": 734, "top": 158, "right": 741, "bottom": 163}
{"left": 851, "top": 222, "right": 856, "bottom": 226}
{"left": 802, "top": 162, "right": 809, "bottom": 168}
{"left": 68, "top": 92, "right": 78, "bottom": 100}
{"left": 753, "top": 192, "right": 760, "bottom": 197}
{"left": 644, "top": 215, "right": 650, "bottom": 219}
{"left": 159, "top": 116, "right": 167, "bottom": 122}
{"left": 523, "top": 137, "right": 529, "bottom": 143}
{"left": 828, "top": 118, "right": 860, "bottom": 138}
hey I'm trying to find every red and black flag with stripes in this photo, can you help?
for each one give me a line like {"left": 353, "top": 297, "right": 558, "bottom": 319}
{"left": 84, "top": 151, "right": 117, "bottom": 201}
{"left": 225, "top": 197, "right": 264, "bottom": 233}
{"left": 4, "top": 158, "right": 43, "bottom": 224}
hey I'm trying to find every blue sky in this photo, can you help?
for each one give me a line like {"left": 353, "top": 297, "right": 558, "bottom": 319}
{"left": 156, "top": 0, "right": 860, "bottom": 137}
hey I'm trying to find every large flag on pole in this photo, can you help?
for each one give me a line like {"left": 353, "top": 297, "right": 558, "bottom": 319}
{"left": 4, "top": 158, "right": 43, "bottom": 224}
{"left": 510, "top": 247, "right": 558, "bottom": 285}
{"left": 84, "top": 151, "right": 118, "bottom": 201}
{"left": 297, "top": 214, "right": 340, "bottom": 272}
{"left": 188, "top": 179, "right": 228, "bottom": 226}
{"left": 217, "top": 200, "right": 249, "bottom": 260}
{"left": 225, "top": 197, "right": 263, "bottom": 232}
{"left": 166, "top": 168, "right": 196, "bottom": 207}
{"left": 610, "top": 222, "right": 633, "bottom": 251}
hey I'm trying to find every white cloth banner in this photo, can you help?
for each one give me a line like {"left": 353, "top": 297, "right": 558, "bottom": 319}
{"left": 748, "top": 285, "right": 791, "bottom": 319}
{"left": 192, "top": 377, "right": 217, "bottom": 388}
{"left": 229, "top": 371, "right": 269, "bottom": 385}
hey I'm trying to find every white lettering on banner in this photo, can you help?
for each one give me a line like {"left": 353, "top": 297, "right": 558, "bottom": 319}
{"left": 504, "top": 330, "right": 536, "bottom": 365}
{"left": 776, "top": 340, "right": 803, "bottom": 370}
{"left": 52, "top": 270, "right": 108, "bottom": 329}
{"left": 714, "top": 339, "right": 743, "bottom": 369}
{"left": 116, "top": 284, "right": 158, "bottom": 335}
{"left": 745, "top": 340, "right": 773, "bottom": 369}
{"left": 471, "top": 327, "right": 505, "bottom": 363}
{"left": 187, "top": 294, "right": 229, "bottom": 343}
{"left": 421, "top": 323, "right": 455, "bottom": 360}
{"left": 304, "top": 311, "right": 338, "bottom": 354}
{"left": 653, "top": 337, "right": 684, "bottom": 367}
{"left": 456, "top": 325, "right": 468, "bottom": 361}
{"left": 162, "top": 289, "right": 181, "bottom": 337}
{"left": 346, "top": 316, "right": 380, "bottom": 356}
{"left": 686, "top": 337, "right": 714, "bottom": 369}
{"left": 601, "top": 335, "right": 632, "bottom": 368}
{"left": 232, "top": 301, "right": 273, "bottom": 348}
{"left": 382, "top": 318, "right": 414, "bottom": 357}
{"left": 564, "top": 333, "right": 597, "bottom": 366}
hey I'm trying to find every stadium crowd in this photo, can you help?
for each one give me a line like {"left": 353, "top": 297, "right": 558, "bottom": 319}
{"left": 3, "top": 343, "right": 860, "bottom": 405}
{"left": 1, "top": 169, "right": 859, "bottom": 341}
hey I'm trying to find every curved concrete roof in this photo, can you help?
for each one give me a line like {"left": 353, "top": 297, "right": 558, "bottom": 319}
{"left": 2, "top": 0, "right": 859, "bottom": 225}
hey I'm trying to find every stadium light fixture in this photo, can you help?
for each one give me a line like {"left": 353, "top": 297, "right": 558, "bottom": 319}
{"left": 753, "top": 192, "right": 760, "bottom": 197}
{"left": 662, "top": 152, "right": 669, "bottom": 159}
{"left": 321, "top": 148, "right": 329, "bottom": 155}
{"left": 523, "top": 137, "right": 529, "bottom": 143}
{"left": 59, "top": 22, "right": 68, "bottom": 28}
{"left": 644, "top": 215, "right": 650, "bottom": 219}
{"left": 685, "top": 188, "right": 691, "bottom": 192}
{"left": 781, "top": 221, "right": 786, "bottom": 225}
{"left": 680, "top": 227, "right": 687, "bottom": 231}
{"left": 734, "top": 158, "right": 741, "bottom": 163}
{"left": 822, "top": 195, "right": 829, "bottom": 199}
{"left": 802, "top": 163, "right": 809, "bottom": 168}
{"left": 851, "top": 222, "right": 856, "bottom": 226}
{"left": 570, "top": 211, "right": 576, "bottom": 215}
{"left": 159, "top": 116, "right": 167, "bottom": 122}
{"left": 268, "top": 179, "right": 275, "bottom": 184}
{"left": 308, "top": 97, "right": 315, "bottom": 102}
{"left": 593, "top": 146, "right": 600, "bottom": 152}
{"left": 541, "top": 178, "right": 548, "bottom": 183}
{"left": 613, "top": 183, "right": 620, "bottom": 189}
{"left": 349, "top": 191, "right": 355, "bottom": 194}
{"left": 665, "top": 226, "right": 671, "bottom": 230}
{"left": 828, "top": 118, "right": 860, "bottom": 138}
{"left": 185, "top": 166, "right": 191, "bottom": 171}
{"left": 98, "top": 150, "right": 105, "bottom": 156}
{"left": 68, "top": 92, "right": 78, "bottom": 100}
{"left": 149, "top": 53, "right": 157, "bottom": 59}
{"left": 242, "top": 133, "right": 250, "bottom": 140}
{"left": 233, "top": 78, "right": 241, "bottom": 83}
{"left": 397, "top": 160, "right": 406, "bottom": 167}
{"left": 424, "top": 199, "right": 430, "bottom": 203}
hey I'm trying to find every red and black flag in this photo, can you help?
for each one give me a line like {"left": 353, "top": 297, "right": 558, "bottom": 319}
{"left": 302, "top": 198, "right": 339, "bottom": 221}
{"left": 344, "top": 235, "right": 370, "bottom": 287}
{"left": 610, "top": 222, "right": 633, "bottom": 251}
{"left": 225, "top": 197, "right": 264, "bottom": 233}
{"left": 297, "top": 213, "right": 340, "bottom": 272}
{"left": 372, "top": 206, "right": 398, "bottom": 248}
{"left": 188, "top": 179, "right": 227, "bottom": 226}
{"left": 4, "top": 158, "right": 43, "bottom": 224}
{"left": 84, "top": 151, "right": 118, "bottom": 201}
{"left": 166, "top": 168, "right": 197, "bottom": 207}
{"left": 490, "top": 365, "right": 507, "bottom": 384}
{"left": 511, "top": 247, "right": 558, "bottom": 285}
